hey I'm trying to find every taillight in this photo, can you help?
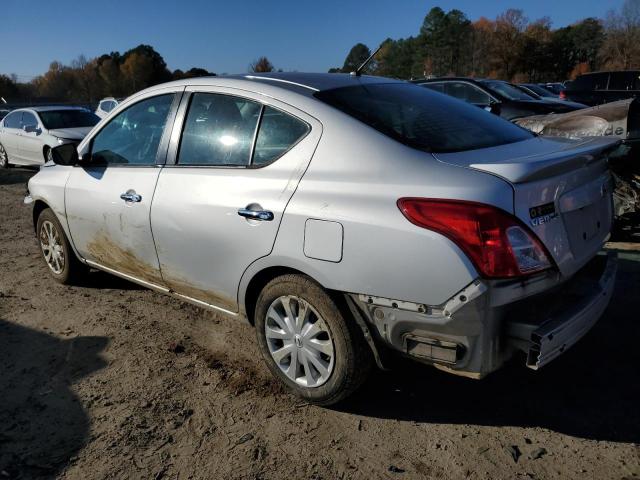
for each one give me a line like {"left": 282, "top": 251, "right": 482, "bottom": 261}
{"left": 559, "top": 90, "right": 566, "bottom": 100}
{"left": 397, "top": 198, "right": 553, "bottom": 278}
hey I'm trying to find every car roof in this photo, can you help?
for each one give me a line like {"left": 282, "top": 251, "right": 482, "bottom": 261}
{"left": 16, "top": 106, "right": 89, "bottom": 113}
{"left": 144, "top": 72, "right": 406, "bottom": 98}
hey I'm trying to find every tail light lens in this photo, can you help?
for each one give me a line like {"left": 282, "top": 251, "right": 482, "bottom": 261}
{"left": 397, "top": 198, "right": 553, "bottom": 278}
{"left": 559, "top": 90, "right": 566, "bottom": 100}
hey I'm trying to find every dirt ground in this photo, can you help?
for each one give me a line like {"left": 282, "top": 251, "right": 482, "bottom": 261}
{"left": 1, "top": 167, "right": 639, "bottom": 480}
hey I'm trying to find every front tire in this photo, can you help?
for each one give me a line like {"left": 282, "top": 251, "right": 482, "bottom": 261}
{"left": 0, "top": 142, "right": 9, "bottom": 168}
{"left": 44, "top": 146, "right": 54, "bottom": 164}
{"left": 255, "top": 274, "right": 372, "bottom": 405}
{"left": 36, "top": 208, "right": 87, "bottom": 284}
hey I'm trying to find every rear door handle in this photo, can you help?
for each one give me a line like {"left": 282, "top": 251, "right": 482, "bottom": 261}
{"left": 120, "top": 190, "right": 142, "bottom": 203}
{"left": 237, "top": 208, "right": 274, "bottom": 221}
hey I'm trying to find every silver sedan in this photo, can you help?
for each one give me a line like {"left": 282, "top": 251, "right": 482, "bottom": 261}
{"left": 0, "top": 106, "right": 99, "bottom": 167}
{"left": 25, "top": 73, "right": 618, "bottom": 404}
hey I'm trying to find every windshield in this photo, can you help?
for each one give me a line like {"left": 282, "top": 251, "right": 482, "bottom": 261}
{"left": 38, "top": 110, "right": 100, "bottom": 130}
{"left": 314, "top": 83, "right": 532, "bottom": 153}
{"left": 481, "top": 81, "right": 536, "bottom": 101}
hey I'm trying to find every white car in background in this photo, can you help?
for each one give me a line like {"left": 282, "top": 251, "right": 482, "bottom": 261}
{"left": 0, "top": 106, "right": 100, "bottom": 167}
{"left": 95, "top": 97, "right": 122, "bottom": 119}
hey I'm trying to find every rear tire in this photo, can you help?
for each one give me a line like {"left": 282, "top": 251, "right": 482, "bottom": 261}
{"left": 255, "top": 274, "right": 372, "bottom": 406}
{"left": 0, "top": 142, "right": 9, "bottom": 168}
{"left": 36, "top": 208, "right": 87, "bottom": 284}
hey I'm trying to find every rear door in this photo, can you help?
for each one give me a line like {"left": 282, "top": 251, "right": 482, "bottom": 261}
{"left": 150, "top": 87, "right": 321, "bottom": 313}
{"left": 65, "top": 89, "right": 182, "bottom": 287}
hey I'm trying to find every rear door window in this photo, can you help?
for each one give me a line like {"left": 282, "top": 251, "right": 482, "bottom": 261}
{"left": 592, "top": 73, "right": 610, "bottom": 90}
{"left": 101, "top": 101, "right": 113, "bottom": 112}
{"left": 178, "top": 93, "right": 261, "bottom": 166}
{"left": 445, "top": 82, "right": 492, "bottom": 104}
{"left": 421, "top": 82, "right": 445, "bottom": 93}
{"left": 609, "top": 72, "right": 637, "bottom": 91}
{"left": 315, "top": 83, "right": 532, "bottom": 153}
{"left": 253, "top": 107, "right": 309, "bottom": 166}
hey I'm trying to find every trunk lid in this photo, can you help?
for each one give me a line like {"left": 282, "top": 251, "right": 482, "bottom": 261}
{"left": 433, "top": 136, "right": 619, "bottom": 277}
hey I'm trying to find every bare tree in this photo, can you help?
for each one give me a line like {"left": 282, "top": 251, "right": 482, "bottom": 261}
{"left": 600, "top": 0, "right": 640, "bottom": 69}
{"left": 249, "top": 57, "right": 275, "bottom": 73}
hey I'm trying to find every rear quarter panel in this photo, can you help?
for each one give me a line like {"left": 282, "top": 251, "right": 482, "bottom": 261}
{"left": 239, "top": 109, "right": 515, "bottom": 308}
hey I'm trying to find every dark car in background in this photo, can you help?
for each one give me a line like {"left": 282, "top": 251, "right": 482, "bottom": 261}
{"left": 562, "top": 71, "right": 640, "bottom": 106}
{"left": 520, "top": 83, "right": 559, "bottom": 99}
{"left": 540, "top": 82, "right": 565, "bottom": 96}
{"left": 416, "top": 77, "right": 585, "bottom": 120}
{"left": 518, "top": 84, "right": 587, "bottom": 108}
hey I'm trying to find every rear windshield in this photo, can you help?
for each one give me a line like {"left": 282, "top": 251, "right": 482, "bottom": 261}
{"left": 38, "top": 110, "right": 100, "bottom": 130}
{"left": 480, "top": 81, "right": 534, "bottom": 101}
{"left": 314, "top": 83, "right": 532, "bottom": 153}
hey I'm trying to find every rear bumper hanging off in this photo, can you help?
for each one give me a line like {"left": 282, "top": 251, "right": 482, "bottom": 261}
{"left": 507, "top": 251, "right": 618, "bottom": 369}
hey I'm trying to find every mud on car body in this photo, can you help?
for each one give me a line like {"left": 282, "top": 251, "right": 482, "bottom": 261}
{"left": 25, "top": 73, "right": 618, "bottom": 404}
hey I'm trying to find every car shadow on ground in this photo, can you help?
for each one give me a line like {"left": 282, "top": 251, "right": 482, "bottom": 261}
{"left": 0, "top": 167, "right": 38, "bottom": 186}
{"left": 0, "top": 318, "right": 108, "bottom": 478}
{"left": 340, "top": 255, "right": 640, "bottom": 444}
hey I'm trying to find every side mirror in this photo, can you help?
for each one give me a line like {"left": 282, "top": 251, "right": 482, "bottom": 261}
{"left": 484, "top": 101, "right": 501, "bottom": 116}
{"left": 23, "top": 124, "right": 39, "bottom": 133}
{"left": 50, "top": 143, "right": 80, "bottom": 166}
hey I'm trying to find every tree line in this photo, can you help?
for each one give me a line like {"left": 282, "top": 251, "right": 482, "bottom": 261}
{"left": 0, "top": 46, "right": 276, "bottom": 104}
{"left": 2, "top": 1, "right": 639, "bottom": 104}
{"left": 332, "top": 0, "right": 640, "bottom": 81}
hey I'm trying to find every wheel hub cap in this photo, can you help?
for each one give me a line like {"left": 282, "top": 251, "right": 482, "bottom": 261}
{"left": 265, "top": 295, "right": 335, "bottom": 388}
{"left": 39, "top": 220, "right": 65, "bottom": 274}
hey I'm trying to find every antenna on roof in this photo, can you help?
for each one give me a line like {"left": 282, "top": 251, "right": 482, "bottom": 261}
{"left": 351, "top": 45, "right": 381, "bottom": 77}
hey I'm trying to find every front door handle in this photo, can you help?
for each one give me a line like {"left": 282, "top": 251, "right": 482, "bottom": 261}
{"left": 237, "top": 207, "right": 274, "bottom": 221}
{"left": 120, "top": 190, "right": 142, "bottom": 203}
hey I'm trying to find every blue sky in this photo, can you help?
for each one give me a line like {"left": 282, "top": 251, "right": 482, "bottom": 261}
{"left": 0, "top": 0, "right": 625, "bottom": 79}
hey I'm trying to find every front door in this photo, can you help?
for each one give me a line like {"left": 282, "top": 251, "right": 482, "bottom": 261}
{"left": 66, "top": 91, "right": 181, "bottom": 287}
{"left": 0, "top": 111, "right": 23, "bottom": 160}
{"left": 18, "top": 111, "right": 44, "bottom": 164}
{"left": 150, "top": 88, "right": 321, "bottom": 312}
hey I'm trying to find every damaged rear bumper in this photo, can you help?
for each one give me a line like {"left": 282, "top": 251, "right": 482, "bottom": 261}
{"left": 506, "top": 251, "right": 617, "bottom": 369}
{"left": 351, "top": 251, "right": 617, "bottom": 378}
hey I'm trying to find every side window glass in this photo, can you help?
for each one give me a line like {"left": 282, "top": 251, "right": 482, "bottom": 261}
{"left": 253, "top": 107, "right": 310, "bottom": 166}
{"left": 593, "top": 73, "right": 609, "bottom": 90}
{"left": 421, "top": 83, "right": 445, "bottom": 93}
{"left": 446, "top": 83, "right": 491, "bottom": 104}
{"left": 91, "top": 94, "right": 174, "bottom": 165}
{"left": 609, "top": 72, "right": 635, "bottom": 91}
{"left": 22, "top": 112, "right": 38, "bottom": 128}
{"left": 4, "top": 112, "right": 22, "bottom": 129}
{"left": 178, "top": 93, "right": 261, "bottom": 166}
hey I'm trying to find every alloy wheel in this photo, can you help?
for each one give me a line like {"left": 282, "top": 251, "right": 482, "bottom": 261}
{"left": 265, "top": 295, "right": 335, "bottom": 387}
{"left": 39, "top": 220, "right": 65, "bottom": 274}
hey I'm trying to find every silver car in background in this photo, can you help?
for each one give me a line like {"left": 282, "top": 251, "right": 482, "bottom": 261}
{"left": 25, "top": 73, "right": 618, "bottom": 404}
{"left": 95, "top": 97, "right": 122, "bottom": 119}
{"left": 0, "top": 106, "right": 99, "bottom": 167}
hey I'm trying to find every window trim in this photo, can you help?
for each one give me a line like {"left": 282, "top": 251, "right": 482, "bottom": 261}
{"left": 80, "top": 91, "right": 182, "bottom": 168}
{"left": 167, "top": 91, "right": 312, "bottom": 169}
